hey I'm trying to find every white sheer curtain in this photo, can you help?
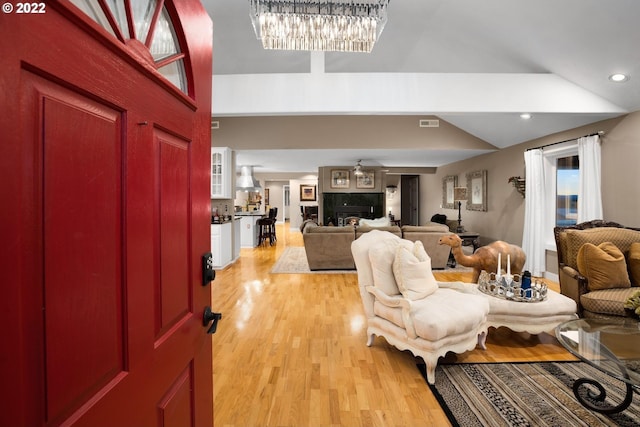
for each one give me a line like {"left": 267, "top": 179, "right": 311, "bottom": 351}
{"left": 577, "top": 135, "right": 602, "bottom": 222}
{"left": 522, "top": 149, "right": 546, "bottom": 276}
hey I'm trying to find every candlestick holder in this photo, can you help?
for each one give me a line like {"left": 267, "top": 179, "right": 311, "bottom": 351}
{"left": 477, "top": 270, "right": 547, "bottom": 302}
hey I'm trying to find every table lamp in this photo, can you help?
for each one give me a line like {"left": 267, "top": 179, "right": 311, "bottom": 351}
{"left": 454, "top": 187, "right": 468, "bottom": 233}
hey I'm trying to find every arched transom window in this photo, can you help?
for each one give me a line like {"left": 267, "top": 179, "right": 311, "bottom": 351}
{"left": 70, "top": 0, "right": 188, "bottom": 94}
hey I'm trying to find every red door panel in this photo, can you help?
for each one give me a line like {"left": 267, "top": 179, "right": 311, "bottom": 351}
{"left": 158, "top": 365, "right": 195, "bottom": 427}
{"left": 42, "top": 95, "right": 125, "bottom": 425}
{"left": 158, "top": 132, "right": 191, "bottom": 336}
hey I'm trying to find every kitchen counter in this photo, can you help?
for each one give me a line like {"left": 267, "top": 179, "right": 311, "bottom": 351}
{"left": 211, "top": 219, "right": 233, "bottom": 224}
{"left": 240, "top": 215, "right": 262, "bottom": 247}
{"left": 235, "top": 211, "right": 265, "bottom": 216}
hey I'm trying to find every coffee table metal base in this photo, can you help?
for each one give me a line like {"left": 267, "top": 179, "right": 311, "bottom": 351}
{"left": 573, "top": 376, "right": 634, "bottom": 414}
{"left": 556, "top": 318, "right": 640, "bottom": 415}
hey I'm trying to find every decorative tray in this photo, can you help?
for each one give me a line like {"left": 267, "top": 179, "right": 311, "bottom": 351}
{"left": 477, "top": 270, "right": 548, "bottom": 302}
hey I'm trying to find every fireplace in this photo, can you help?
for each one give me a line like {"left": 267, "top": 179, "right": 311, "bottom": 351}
{"left": 323, "top": 193, "right": 383, "bottom": 226}
{"left": 334, "top": 206, "right": 373, "bottom": 226}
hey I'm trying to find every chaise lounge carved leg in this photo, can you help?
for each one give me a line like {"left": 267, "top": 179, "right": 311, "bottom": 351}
{"left": 423, "top": 356, "right": 438, "bottom": 385}
{"left": 366, "top": 333, "right": 376, "bottom": 347}
{"left": 477, "top": 331, "right": 487, "bottom": 350}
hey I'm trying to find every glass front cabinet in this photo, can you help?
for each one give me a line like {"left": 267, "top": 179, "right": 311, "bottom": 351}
{"left": 211, "top": 147, "right": 232, "bottom": 199}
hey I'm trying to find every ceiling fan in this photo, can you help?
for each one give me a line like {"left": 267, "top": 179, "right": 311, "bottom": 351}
{"left": 353, "top": 160, "right": 364, "bottom": 176}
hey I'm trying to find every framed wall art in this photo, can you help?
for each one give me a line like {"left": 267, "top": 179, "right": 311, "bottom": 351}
{"left": 442, "top": 175, "right": 457, "bottom": 209}
{"left": 300, "top": 184, "right": 317, "bottom": 201}
{"left": 356, "top": 170, "right": 375, "bottom": 189}
{"left": 330, "top": 169, "right": 350, "bottom": 189}
{"left": 466, "top": 170, "right": 487, "bottom": 211}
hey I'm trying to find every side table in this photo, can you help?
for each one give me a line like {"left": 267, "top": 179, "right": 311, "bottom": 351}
{"left": 447, "top": 231, "right": 480, "bottom": 268}
{"left": 458, "top": 231, "right": 480, "bottom": 251}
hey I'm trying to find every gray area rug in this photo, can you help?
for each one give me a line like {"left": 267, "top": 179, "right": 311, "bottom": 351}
{"left": 271, "top": 246, "right": 473, "bottom": 274}
{"left": 271, "top": 246, "right": 356, "bottom": 274}
{"left": 420, "top": 362, "right": 640, "bottom": 427}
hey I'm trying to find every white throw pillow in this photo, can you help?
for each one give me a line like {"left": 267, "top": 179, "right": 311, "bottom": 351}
{"left": 412, "top": 240, "right": 429, "bottom": 262}
{"left": 369, "top": 239, "right": 413, "bottom": 296}
{"left": 392, "top": 244, "right": 438, "bottom": 300}
{"left": 359, "top": 217, "right": 391, "bottom": 228}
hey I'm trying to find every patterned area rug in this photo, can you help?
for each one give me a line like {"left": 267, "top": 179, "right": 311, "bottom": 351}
{"left": 271, "top": 246, "right": 473, "bottom": 274}
{"left": 270, "top": 246, "right": 356, "bottom": 274}
{"left": 419, "top": 362, "right": 640, "bottom": 427}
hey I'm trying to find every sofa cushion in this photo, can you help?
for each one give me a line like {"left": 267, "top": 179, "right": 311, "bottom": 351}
{"left": 563, "top": 227, "right": 640, "bottom": 269}
{"left": 402, "top": 223, "right": 449, "bottom": 233}
{"left": 300, "top": 219, "right": 317, "bottom": 232}
{"left": 357, "top": 225, "right": 402, "bottom": 237}
{"left": 359, "top": 217, "right": 391, "bottom": 227}
{"left": 581, "top": 287, "right": 639, "bottom": 317}
{"left": 577, "top": 242, "right": 630, "bottom": 291}
{"left": 369, "top": 239, "right": 413, "bottom": 296}
{"left": 306, "top": 225, "right": 353, "bottom": 234}
{"left": 628, "top": 242, "right": 640, "bottom": 287}
{"left": 392, "top": 244, "right": 437, "bottom": 300}
{"left": 373, "top": 289, "right": 489, "bottom": 341}
{"left": 410, "top": 289, "right": 489, "bottom": 341}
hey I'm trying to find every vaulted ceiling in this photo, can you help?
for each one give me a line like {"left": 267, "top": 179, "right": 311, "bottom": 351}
{"left": 202, "top": 0, "right": 640, "bottom": 173}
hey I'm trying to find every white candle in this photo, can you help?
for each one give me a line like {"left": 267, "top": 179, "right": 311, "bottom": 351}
{"left": 497, "top": 253, "right": 502, "bottom": 277}
{"left": 507, "top": 254, "right": 511, "bottom": 276}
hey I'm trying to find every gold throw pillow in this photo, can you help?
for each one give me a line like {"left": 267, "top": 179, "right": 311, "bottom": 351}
{"left": 628, "top": 242, "right": 640, "bottom": 287}
{"left": 577, "top": 242, "right": 631, "bottom": 291}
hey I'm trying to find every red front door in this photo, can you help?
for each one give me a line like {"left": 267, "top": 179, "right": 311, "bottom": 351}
{"left": 0, "top": 2, "right": 214, "bottom": 426}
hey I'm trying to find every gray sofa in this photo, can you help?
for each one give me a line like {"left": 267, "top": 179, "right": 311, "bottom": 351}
{"left": 400, "top": 223, "right": 454, "bottom": 269}
{"left": 302, "top": 221, "right": 452, "bottom": 270}
{"left": 302, "top": 224, "right": 357, "bottom": 270}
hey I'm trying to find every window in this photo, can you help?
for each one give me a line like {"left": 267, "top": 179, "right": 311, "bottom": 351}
{"left": 556, "top": 155, "right": 579, "bottom": 227}
{"left": 70, "top": 0, "right": 189, "bottom": 94}
{"left": 543, "top": 143, "right": 579, "bottom": 249}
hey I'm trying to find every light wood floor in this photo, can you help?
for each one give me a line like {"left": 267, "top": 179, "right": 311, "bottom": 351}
{"left": 211, "top": 223, "right": 576, "bottom": 427}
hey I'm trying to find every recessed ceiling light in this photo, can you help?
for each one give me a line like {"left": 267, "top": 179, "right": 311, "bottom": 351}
{"left": 520, "top": 113, "right": 532, "bottom": 120}
{"left": 609, "top": 73, "right": 629, "bottom": 82}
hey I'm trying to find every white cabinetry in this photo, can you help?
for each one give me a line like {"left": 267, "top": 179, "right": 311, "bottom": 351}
{"left": 240, "top": 215, "right": 260, "bottom": 248}
{"left": 233, "top": 219, "right": 241, "bottom": 260}
{"left": 211, "top": 147, "right": 232, "bottom": 199}
{"left": 211, "top": 223, "right": 232, "bottom": 269}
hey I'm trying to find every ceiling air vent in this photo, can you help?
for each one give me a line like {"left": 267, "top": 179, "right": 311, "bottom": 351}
{"left": 211, "top": 119, "right": 220, "bottom": 129}
{"left": 419, "top": 119, "right": 439, "bottom": 128}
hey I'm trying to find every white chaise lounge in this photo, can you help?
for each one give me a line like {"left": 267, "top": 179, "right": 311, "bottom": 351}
{"left": 351, "top": 230, "right": 490, "bottom": 384}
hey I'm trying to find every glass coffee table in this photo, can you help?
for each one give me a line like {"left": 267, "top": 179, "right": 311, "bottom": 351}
{"left": 556, "top": 318, "right": 640, "bottom": 414}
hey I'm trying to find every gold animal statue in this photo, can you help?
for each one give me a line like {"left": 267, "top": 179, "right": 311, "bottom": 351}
{"left": 438, "top": 234, "right": 526, "bottom": 283}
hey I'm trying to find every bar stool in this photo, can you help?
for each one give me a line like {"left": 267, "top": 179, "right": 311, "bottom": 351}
{"left": 257, "top": 217, "right": 276, "bottom": 246}
{"left": 268, "top": 208, "right": 278, "bottom": 243}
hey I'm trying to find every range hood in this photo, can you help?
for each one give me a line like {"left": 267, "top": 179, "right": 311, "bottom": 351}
{"left": 236, "top": 165, "right": 262, "bottom": 191}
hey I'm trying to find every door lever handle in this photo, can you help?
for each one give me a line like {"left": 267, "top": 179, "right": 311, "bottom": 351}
{"left": 203, "top": 306, "right": 222, "bottom": 334}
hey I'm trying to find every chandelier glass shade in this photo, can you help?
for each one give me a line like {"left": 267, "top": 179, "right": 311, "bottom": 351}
{"left": 249, "top": 0, "right": 390, "bottom": 52}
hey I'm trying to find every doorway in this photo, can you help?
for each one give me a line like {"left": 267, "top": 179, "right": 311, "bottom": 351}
{"left": 284, "top": 184, "right": 290, "bottom": 222}
{"left": 401, "top": 175, "right": 420, "bottom": 226}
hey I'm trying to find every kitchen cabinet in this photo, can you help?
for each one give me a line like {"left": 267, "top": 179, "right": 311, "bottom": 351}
{"left": 233, "top": 219, "right": 241, "bottom": 260}
{"left": 211, "top": 223, "right": 232, "bottom": 268}
{"left": 211, "top": 147, "right": 232, "bottom": 199}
